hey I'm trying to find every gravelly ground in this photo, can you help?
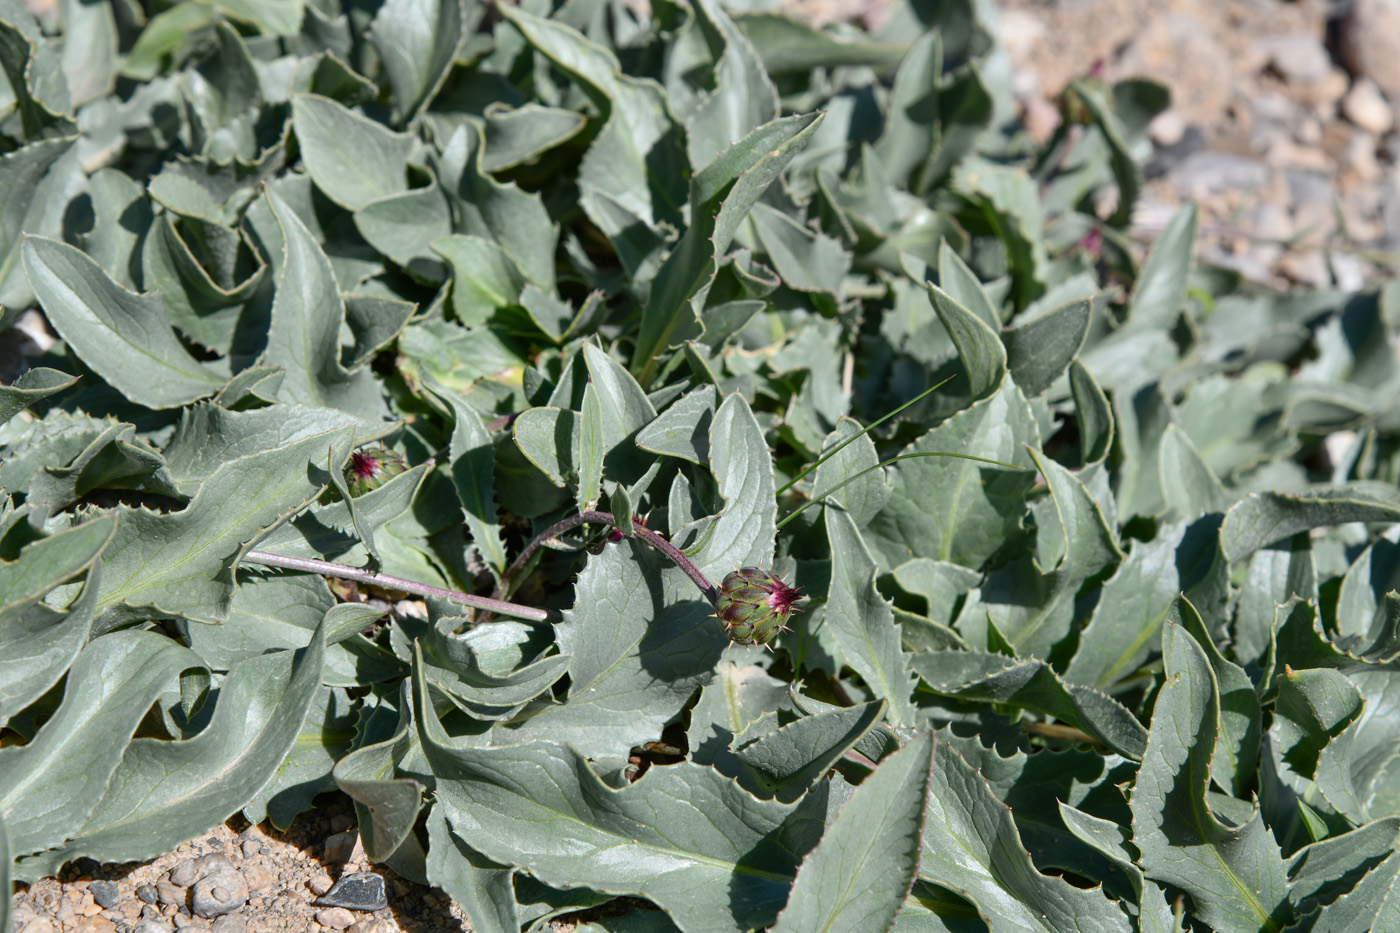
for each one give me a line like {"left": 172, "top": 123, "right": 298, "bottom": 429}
{"left": 10, "top": 798, "right": 476, "bottom": 933}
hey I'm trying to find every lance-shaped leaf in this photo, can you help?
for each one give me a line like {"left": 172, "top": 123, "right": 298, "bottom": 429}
{"left": 928, "top": 282, "right": 1006, "bottom": 402}
{"left": 243, "top": 684, "right": 358, "bottom": 831}
{"left": 631, "top": 112, "right": 823, "bottom": 385}
{"left": 94, "top": 427, "right": 355, "bottom": 627}
{"left": 0, "top": 629, "right": 203, "bottom": 857}
{"left": 953, "top": 161, "right": 1046, "bottom": 307}
{"left": 25, "top": 421, "right": 181, "bottom": 528}
{"left": 1160, "top": 423, "right": 1230, "bottom": 519}
{"left": 420, "top": 620, "right": 570, "bottom": 721}
{"left": 687, "top": 660, "right": 791, "bottom": 769}
{"left": 1287, "top": 817, "right": 1400, "bottom": 930}
{"left": 690, "top": 392, "right": 777, "bottom": 579}
{"left": 1003, "top": 298, "right": 1091, "bottom": 399}
{"left": 582, "top": 342, "right": 657, "bottom": 488}
{"left": 0, "top": 811, "right": 8, "bottom": 933}
{"left": 1126, "top": 204, "right": 1197, "bottom": 332}
{"left": 0, "top": 18, "right": 74, "bottom": 142}
{"left": 918, "top": 742, "right": 1132, "bottom": 933}
{"left": 1233, "top": 533, "right": 1315, "bottom": 673}
{"left": 686, "top": 0, "right": 778, "bottom": 169}
{"left": 1065, "top": 516, "right": 1227, "bottom": 691}
{"left": 17, "top": 611, "right": 328, "bottom": 878}
{"left": 934, "top": 241, "right": 1000, "bottom": 331}
{"left": 1221, "top": 491, "right": 1400, "bottom": 563}
{"left": 911, "top": 651, "right": 1146, "bottom": 759}
{"left": 578, "top": 383, "right": 604, "bottom": 509}
{"left": 748, "top": 201, "right": 850, "bottom": 295}
{"left": 810, "top": 416, "right": 891, "bottom": 530}
{"left": 501, "top": 538, "right": 725, "bottom": 759}
{"left": 415, "top": 652, "right": 825, "bottom": 933}
{"left": 980, "top": 449, "right": 1121, "bottom": 658}
{"left": 256, "top": 190, "right": 390, "bottom": 417}
{"left": 731, "top": 700, "right": 886, "bottom": 803}
{"left": 291, "top": 94, "right": 412, "bottom": 210}
{"left": 436, "top": 122, "right": 558, "bottom": 293}
{"left": 333, "top": 685, "right": 425, "bottom": 862}
{"left": 771, "top": 731, "right": 933, "bottom": 933}
{"left": 426, "top": 805, "right": 520, "bottom": 933}
{"left": 162, "top": 401, "right": 374, "bottom": 496}
{"left": 188, "top": 573, "right": 397, "bottom": 688}
{"left": 252, "top": 464, "right": 425, "bottom": 565}
{"left": 865, "top": 378, "right": 1038, "bottom": 571}
{"left": 428, "top": 382, "right": 506, "bottom": 573}
{"left": 824, "top": 507, "right": 917, "bottom": 727}
{"left": 1335, "top": 525, "right": 1400, "bottom": 643}
{"left": 1058, "top": 803, "right": 1180, "bottom": 933}
{"left": 1269, "top": 667, "right": 1397, "bottom": 827}
{"left": 0, "top": 516, "right": 114, "bottom": 724}
{"left": 1130, "top": 623, "right": 1292, "bottom": 933}
{"left": 637, "top": 385, "right": 718, "bottom": 465}
{"left": 1069, "top": 360, "right": 1114, "bottom": 465}
{"left": 23, "top": 236, "right": 225, "bottom": 409}
{"left": 368, "top": 0, "right": 465, "bottom": 120}
{"left": 0, "top": 137, "right": 77, "bottom": 329}
{"left": 499, "top": 5, "right": 677, "bottom": 268}
{"left": 512, "top": 407, "right": 580, "bottom": 487}
{"left": 1172, "top": 598, "right": 1262, "bottom": 800}
{"left": 873, "top": 30, "right": 941, "bottom": 190}
{"left": 0, "top": 367, "right": 77, "bottom": 426}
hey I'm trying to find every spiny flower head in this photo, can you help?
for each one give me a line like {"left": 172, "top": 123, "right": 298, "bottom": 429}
{"left": 715, "top": 567, "right": 803, "bottom": 646}
{"left": 345, "top": 446, "right": 408, "bottom": 497}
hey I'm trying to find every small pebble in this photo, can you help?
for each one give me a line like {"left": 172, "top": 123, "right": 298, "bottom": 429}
{"left": 74, "top": 918, "right": 116, "bottom": 933}
{"left": 136, "top": 885, "right": 159, "bottom": 906}
{"left": 314, "top": 873, "right": 389, "bottom": 912}
{"left": 156, "top": 880, "right": 185, "bottom": 908}
{"left": 168, "top": 861, "right": 198, "bottom": 888}
{"left": 316, "top": 907, "right": 356, "bottom": 931}
{"left": 207, "top": 837, "right": 224, "bottom": 849}
{"left": 84, "top": 902, "right": 106, "bottom": 916}
{"left": 210, "top": 915, "right": 245, "bottom": 933}
{"left": 91, "top": 880, "right": 121, "bottom": 910}
{"left": 329, "top": 815, "right": 355, "bottom": 834}
{"left": 240, "top": 840, "right": 260, "bottom": 859}
{"left": 1343, "top": 78, "right": 1394, "bottom": 136}
{"left": 240, "top": 861, "right": 273, "bottom": 894}
{"left": 190, "top": 868, "right": 247, "bottom": 919}
{"left": 19, "top": 920, "right": 57, "bottom": 933}
{"left": 323, "top": 830, "right": 359, "bottom": 864}
{"left": 132, "top": 922, "right": 174, "bottom": 933}
{"left": 133, "top": 922, "right": 174, "bottom": 933}
{"left": 308, "top": 871, "right": 334, "bottom": 896}
{"left": 1257, "top": 32, "right": 1332, "bottom": 86}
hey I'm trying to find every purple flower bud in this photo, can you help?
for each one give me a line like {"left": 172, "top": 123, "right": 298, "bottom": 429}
{"left": 345, "top": 447, "right": 408, "bottom": 497}
{"left": 715, "top": 567, "right": 802, "bottom": 646}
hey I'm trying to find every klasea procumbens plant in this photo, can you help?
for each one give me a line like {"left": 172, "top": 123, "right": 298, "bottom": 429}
{"left": 0, "top": 0, "right": 1398, "bottom": 930}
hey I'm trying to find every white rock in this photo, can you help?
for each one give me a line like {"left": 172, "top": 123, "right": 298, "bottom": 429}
{"left": 1257, "top": 32, "right": 1333, "bottom": 86}
{"left": 1343, "top": 78, "right": 1394, "bottom": 136}
{"left": 998, "top": 9, "right": 1045, "bottom": 61}
{"left": 1149, "top": 109, "right": 1185, "bottom": 148}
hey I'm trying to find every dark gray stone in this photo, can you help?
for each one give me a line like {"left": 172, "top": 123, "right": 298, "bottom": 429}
{"left": 136, "top": 884, "right": 159, "bottom": 905}
{"left": 314, "top": 872, "right": 388, "bottom": 912}
{"left": 91, "top": 879, "right": 120, "bottom": 909}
